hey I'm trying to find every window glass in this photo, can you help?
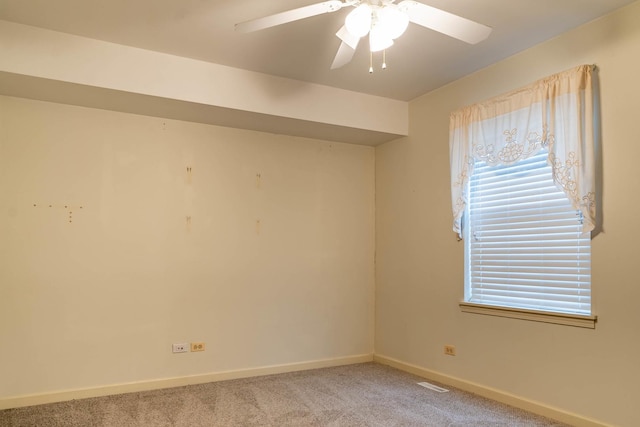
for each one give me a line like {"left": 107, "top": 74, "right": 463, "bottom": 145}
{"left": 465, "top": 149, "right": 591, "bottom": 315}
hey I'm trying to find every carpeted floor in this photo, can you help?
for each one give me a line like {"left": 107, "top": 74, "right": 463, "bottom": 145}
{"left": 0, "top": 362, "right": 569, "bottom": 426}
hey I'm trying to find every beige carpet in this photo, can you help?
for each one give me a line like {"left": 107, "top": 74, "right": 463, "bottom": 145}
{"left": 0, "top": 363, "right": 568, "bottom": 426}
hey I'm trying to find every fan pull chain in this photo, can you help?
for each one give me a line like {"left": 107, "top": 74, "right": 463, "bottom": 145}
{"left": 369, "top": 51, "right": 389, "bottom": 73}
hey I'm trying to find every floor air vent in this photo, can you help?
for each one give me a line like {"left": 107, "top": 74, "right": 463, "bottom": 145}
{"left": 417, "top": 381, "right": 449, "bottom": 393}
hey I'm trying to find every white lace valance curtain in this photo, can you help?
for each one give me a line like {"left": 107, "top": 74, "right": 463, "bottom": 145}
{"left": 449, "top": 64, "right": 596, "bottom": 236}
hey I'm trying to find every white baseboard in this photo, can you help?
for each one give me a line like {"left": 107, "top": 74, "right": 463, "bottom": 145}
{"left": 0, "top": 353, "right": 373, "bottom": 410}
{"left": 374, "top": 354, "right": 610, "bottom": 427}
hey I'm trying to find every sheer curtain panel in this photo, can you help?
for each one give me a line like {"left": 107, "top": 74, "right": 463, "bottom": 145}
{"left": 450, "top": 65, "right": 596, "bottom": 236}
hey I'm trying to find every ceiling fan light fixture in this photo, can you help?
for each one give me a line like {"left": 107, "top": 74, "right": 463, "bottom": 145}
{"left": 376, "top": 5, "right": 409, "bottom": 40}
{"left": 235, "top": 0, "right": 493, "bottom": 70}
{"left": 345, "top": 4, "right": 372, "bottom": 38}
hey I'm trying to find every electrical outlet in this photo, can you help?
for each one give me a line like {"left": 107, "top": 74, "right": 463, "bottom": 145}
{"left": 172, "top": 343, "right": 188, "bottom": 353}
{"left": 444, "top": 345, "right": 456, "bottom": 356}
{"left": 191, "top": 342, "right": 205, "bottom": 352}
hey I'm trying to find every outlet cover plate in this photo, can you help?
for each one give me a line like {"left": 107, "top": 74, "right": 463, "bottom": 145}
{"left": 191, "top": 342, "right": 205, "bottom": 352}
{"left": 172, "top": 343, "right": 188, "bottom": 353}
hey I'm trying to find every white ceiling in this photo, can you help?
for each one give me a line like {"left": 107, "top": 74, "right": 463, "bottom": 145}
{"left": 0, "top": 0, "right": 635, "bottom": 101}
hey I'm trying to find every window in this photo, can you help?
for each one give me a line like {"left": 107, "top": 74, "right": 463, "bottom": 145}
{"left": 449, "top": 65, "right": 597, "bottom": 327}
{"left": 464, "top": 149, "right": 591, "bottom": 316}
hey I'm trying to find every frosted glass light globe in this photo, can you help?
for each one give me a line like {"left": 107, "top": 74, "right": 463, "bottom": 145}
{"left": 345, "top": 4, "right": 372, "bottom": 38}
{"left": 376, "top": 5, "right": 409, "bottom": 40}
{"left": 369, "top": 24, "right": 394, "bottom": 52}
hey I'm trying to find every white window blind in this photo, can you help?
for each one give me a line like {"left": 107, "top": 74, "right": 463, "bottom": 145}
{"left": 465, "top": 149, "right": 591, "bottom": 315}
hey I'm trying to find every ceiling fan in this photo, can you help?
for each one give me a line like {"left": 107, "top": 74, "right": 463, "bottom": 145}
{"left": 235, "top": 0, "right": 492, "bottom": 71}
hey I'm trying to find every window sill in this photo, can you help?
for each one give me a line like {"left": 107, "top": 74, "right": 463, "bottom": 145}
{"left": 459, "top": 302, "right": 597, "bottom": 329}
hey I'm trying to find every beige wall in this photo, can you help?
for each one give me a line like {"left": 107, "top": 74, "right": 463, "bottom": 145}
{"left": 0, "top": 96, "right": 375, "bottom": 400}
{"left": 375, "top": 2, "right": 640, "bottom": 426}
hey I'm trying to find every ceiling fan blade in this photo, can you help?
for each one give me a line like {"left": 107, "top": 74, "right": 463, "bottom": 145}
{"left": 398, "top": 1, "right": 492, "bottom": 44}
{"left": 336, "top": 25, "right": 359, "bottom": 49}
{"left": 236, "top": 1, "right": 346, "bottom": 33}
{"left": 331, "top": 26, "right": 359, "bottom": 69}
{"left": 331, "top": 41, "right": 358, "bottom": 69}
